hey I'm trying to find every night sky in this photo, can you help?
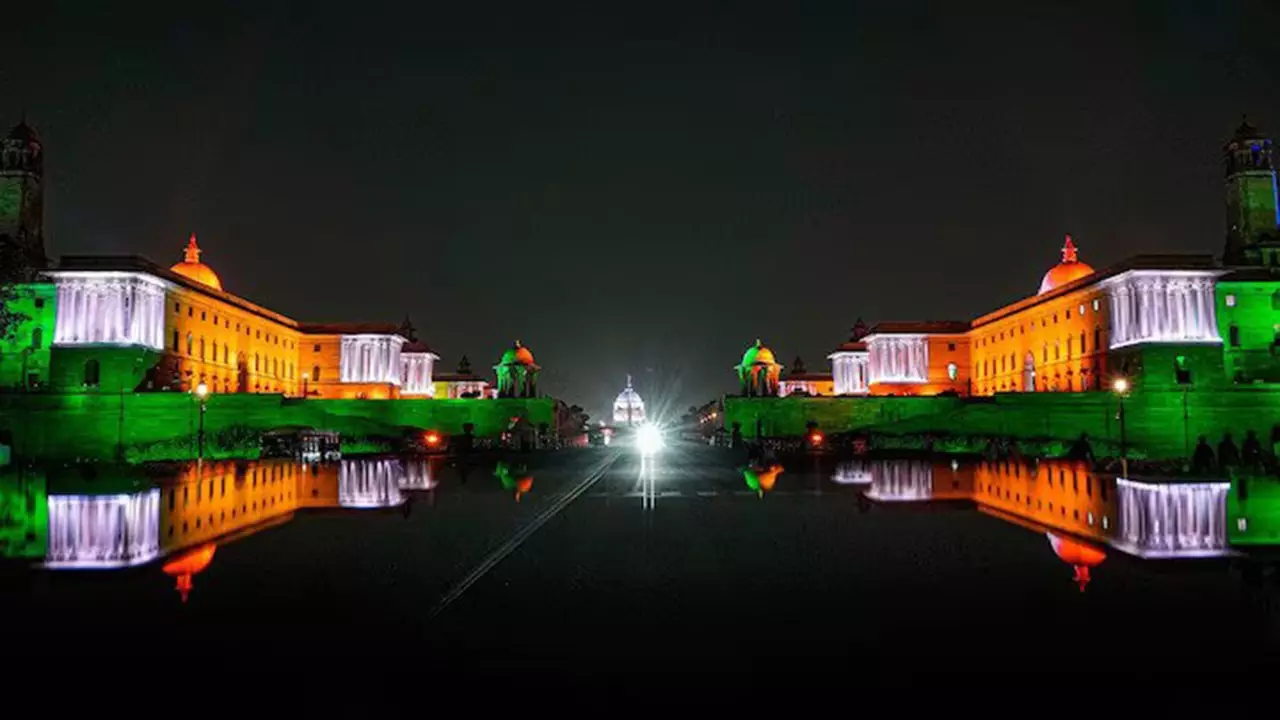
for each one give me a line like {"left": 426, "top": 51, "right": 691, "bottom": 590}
{"left": 4, "top": 2, "right": 1279, "bottom": 420}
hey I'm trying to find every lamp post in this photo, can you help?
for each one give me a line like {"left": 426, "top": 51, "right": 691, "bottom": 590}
{"left": 195, "top": 381, "right": 209, "bottom": 461}
{"left": 1113, "top": 377, "right": 1129, "bottom": 478}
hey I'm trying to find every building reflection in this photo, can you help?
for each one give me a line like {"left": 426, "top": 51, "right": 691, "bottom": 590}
{"left": 742, "top": 463, "right": 783, "bottom": 497}
{"left": 338, "top": 459, "right": 405, "bottom": 508}
{"left": 46, "top": 488, "right": 160, "bottom": 568}
{"left": 1047, "top": 532, "right": 1106, "bottom": 592}
{"left": 865, "top": 459, "right": 972, "bottom": 502}
{"left": 162, "top": 543, "right": 216, "bottom": 602}
{"left": 494, "top": 461, "right": 534, "bottom": 502}
{"left": 831, "top": 461, "right": 872, "bottom": 485}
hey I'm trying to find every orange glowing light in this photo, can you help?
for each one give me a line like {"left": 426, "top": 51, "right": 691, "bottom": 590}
{"left": 809, "top": 432, "right": 824, "bottom": 445}
{"left": 424, "top": 431, "right": 441, "bottom": 447}
{"left": 515, "top": 476, "right": 534, "bottom": 502}
{"left": 162, "top": 543, "right": 217, "bottom": 603}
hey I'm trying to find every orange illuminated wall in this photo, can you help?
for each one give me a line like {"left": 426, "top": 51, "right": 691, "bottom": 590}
{"left": 160, "top": 460, "right": 306, "bottom": 552}
{"left": 969, "top": 284, "right": 1111, "bottom": 396}
{"left": 158, "top": 287, "right": 302, "bottom": 395}
{"left": 972, "top": 459, "right": 1115, "bottom": 542}
{"left": 868, "top": 334, "right": 971, "bottom": 396}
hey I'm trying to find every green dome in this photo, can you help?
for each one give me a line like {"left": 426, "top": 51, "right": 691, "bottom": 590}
{"left": 499, "top": 341, "right": 536, "bottom": 365}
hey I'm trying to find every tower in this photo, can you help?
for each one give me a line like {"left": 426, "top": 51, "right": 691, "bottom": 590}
{"left": 1223, "top": 117, "right": 1280, "bottom": 266}
{"left": 0, "top": 119, "right": 46, "bottom": 272}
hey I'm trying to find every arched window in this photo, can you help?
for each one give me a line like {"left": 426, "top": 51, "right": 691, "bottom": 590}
{"left": 199, "top": 337, "right": 205, "bottom": 360}
{"left": 186, "top": 333, "right": 193, "bottom": 356}
{"left": 1094, "top": 327, "right": 1101, "bottom": 351}
{"left": 1175, "top": 355, "right": 1192, "bottom": 385}
{"left": 312, "top": 366, "right": 321, "bottom": 381}
{"left": 947, "top": 362, "right": 958, "bottom": 380}
{"left": 255, "top": 353, "right": 260, "bottom": 371}
{"left": 1079, "top": 331, "right": 1086, "bottom": 354}
{"left": 83, "top": 359, "right": 100, "bottom": 386}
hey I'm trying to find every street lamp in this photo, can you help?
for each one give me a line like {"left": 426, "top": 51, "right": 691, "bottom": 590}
{"left": 1113, "top": 377, "right": 1129, "bottom": 478}
{"left": 195, "top": 381, "right": 209, "bottom": 461}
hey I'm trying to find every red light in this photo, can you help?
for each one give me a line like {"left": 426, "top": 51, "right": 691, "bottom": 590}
{"left": 424, "top": 431, "right": 441, "bottom": 446}
{"left": 809, "top": 432, "right": 824, "bottom": 446}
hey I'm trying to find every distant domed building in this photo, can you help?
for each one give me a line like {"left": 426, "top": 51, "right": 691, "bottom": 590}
{"left": 612, "top": 375, "right": 645, "bottom": 426}
{"left": 1038, "top": 235, "right": 1095, "bottom": 295}
{"left": 494, "top": 340, "right": 540, "bottom": 398}
{"left": 735, "top": 339, "right": 781, "bottom": 396}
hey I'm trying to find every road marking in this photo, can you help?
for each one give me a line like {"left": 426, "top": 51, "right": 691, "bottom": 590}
{"left": 428, "top": 452, "right": 620, "bottom": 619}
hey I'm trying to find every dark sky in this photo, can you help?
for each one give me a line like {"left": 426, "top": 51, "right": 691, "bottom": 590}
{"left": 5, "top": 2, "right": 1279, "bottom": 420}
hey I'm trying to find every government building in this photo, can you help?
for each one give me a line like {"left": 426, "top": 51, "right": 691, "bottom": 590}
{"left": 802, "top": 119, "right": 1280, "bottom": 398}
{"left": 0, "top": 119, "right": 549, "bottom": 401}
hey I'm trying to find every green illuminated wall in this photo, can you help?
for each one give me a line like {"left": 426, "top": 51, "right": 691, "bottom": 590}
{"left": 724, "top": 396, "right": 964, "bottom": 438}
{"left": 1226, "top": 173, "right": 1279, "bottom": 257}
{"left": 1218, "top": 278, "right": 1280, "bottom": 383}
{"left": 0, "top": 393, "right": 555, "bottom": 462}
{"left": 0, "top": 468, "right": 47, "bottom": 559}
{"left": 0, "top": 283, "right": 54, "bottom": 389}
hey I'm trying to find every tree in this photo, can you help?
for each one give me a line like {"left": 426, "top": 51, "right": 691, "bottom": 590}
{"left": 0, "top": 236, "right": 34, "bottom": 340}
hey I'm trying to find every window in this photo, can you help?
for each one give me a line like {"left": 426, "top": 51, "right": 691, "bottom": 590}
{"left": 30, "top": 327, "right": 42, "bottom": 349}
{"left": 1094, "top": 327, "right": 1101, "bottom": 351}
{"left": 201, "top": 311, "right": 206, "bottom": 321}
{"left": 256, "top": 329, "right": 261, "bottom": 339}
{"left": 1226, "top": 294, "right": 1237, "bottom": 308}
{"left": 1078, "top": 303, "right": 1085, "bottom": 315}
{"left": 188, "top": 306, "right": 193, "bottom": 317}
{"left": 34, "top": 298, "right": 44, "bottom": 309}
{"left": 947, "top": 362, "right": 958, "bottom": 380}
{"left": 312, "top": 366, "right": 321, "bottom": 381}
{"left": 313, "top": 344, "right": 321, "bottom": 352}
{"left": 199, "top": 337, "right": 205, "bottom": 360}
{"left": 1230, "top": 324, "right": 1241, "bottom": 347}
{"left": 1053, "top": 313, "right": 1058, "bottom": 324}
{"left": 172, "top": 330, "right": 180, "bottom": 351}
{"left": 174, "top": 302, "right": 180, "bottom": 313}
{"left": 1042, "top": 345, "right": 1048, "bottom": 363}
{"left": 214, "top": 315, "right": 219, "bottom": 326}
{"left": 948, "top": 343, "right": 956, "bottom": 351}
{"left": 255, "top": 353, "right": 260, "bottom": 371}
{"left": 1079, "top": 331, "right": 1086, "bottom": 354}
{"left": 1093, "top": 298, "right": 1100, "bottom": 311}
{"left": 1064, "top": 309, "right": 1070, "bottom": 320}
{"left": 1054, "top": 342, "right": 1060, "bottom": 360}
{"left": 83, "top": 359, "right": 100, "bottom": 386}
{"left": 186, "top": 333, "right": 193, "bottom": 355}
{"left": 236, "top": 323, "right": 241, "bottom": 332}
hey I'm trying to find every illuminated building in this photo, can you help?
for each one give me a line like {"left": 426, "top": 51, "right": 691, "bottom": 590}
{"left": 833, "top": 121, "right": 1280, "bottom": 397}
{"left": 778, "top": 356, "right": 834, "bottom": 397}
{"left": 613, "top": 375, "right": 646, "bottom": 426}
{"left": 736, "top": 339, "right": 781, "bottom": 397}
{"left": 494, "top": 341, "right": 539, "bottom": 398}
{"left": 827, "top": 319, "right": 870, "bottom": 395}
{"left": 397, "top": 316, "right": 439, "bottom": 397}
{"left": 433, "top": 354, "right": 493, "bottom": 399}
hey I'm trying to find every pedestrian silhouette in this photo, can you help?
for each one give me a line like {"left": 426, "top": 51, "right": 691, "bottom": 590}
{"left": 1219, "top": 432, "right": 1241, "bottom": 469}
{"left": 1192, "top": 436, "right": 1215, "bottom": 474}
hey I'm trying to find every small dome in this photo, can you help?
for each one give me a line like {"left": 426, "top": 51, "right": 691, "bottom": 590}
{"left": 500, "top": 340, "right": 536, "bottom": 365}
{"left": 7, "top": 121, "right": 39, "bottom": 144}
{"left": 1038, "top": 235, "right": 1095, "bottom": 294}
{"left": 169, "top": 234, "right": 223, "bottom": 290}
{"left": 742, "top": 338, "right": 777, "bottom": 366}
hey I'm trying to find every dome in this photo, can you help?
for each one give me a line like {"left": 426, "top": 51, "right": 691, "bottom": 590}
{"left": 500, "top": 340, "right": 536, "bottom": 365}
{"left": 7, "top": 121, "right": 39, "bottom": 143}
{"left": 741, "top": 339, "right": 777, "bottom": 367}
{"left": 1038, "top": 235, "right": 1095, "bottom": 295}
{"left": 612, "top": 375, "right": 646, "bottom": 425}
{"left": 169, "top": 234, "right": 223, "bottom": 291}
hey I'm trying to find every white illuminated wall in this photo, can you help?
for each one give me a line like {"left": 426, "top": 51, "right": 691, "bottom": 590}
{"left": 45, "top": 490, "right": 161, "bottom": 568}
{"left": 339, "top": 458, "right": 406, "bottom": 508}
{"left": 1114, "top": 479, "right": 1230, "bottom": 558}
{"left": 829, "top": 352, "right": 869, "bottom": 394}
{"left": 51, "top": 272, "right": 168, "bottom": 350}
{"left": 866, "top": 335, "right": 928, "bottom": 384}
{"left": 400, "top": 352, "right": 438, "bottom": 395}
{"left": 1102, "top": 271, "right": 1222, "bottom": 349}
{"left": 398, "top": 459, "right": 437, "bottom": 491}
{"left": 340, "top": 335, "right": 405, "bottom": 385}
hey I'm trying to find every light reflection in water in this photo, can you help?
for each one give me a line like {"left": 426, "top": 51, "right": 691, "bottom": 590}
{"left": 742, "top": 463, "right": 783, "bottom": 498}
{"left": 45, "top": 489, "right": 161, "bottom": 568}
{"left": 338, "top": 459, "right": 406, "bottom": 508}
{"left": 831, "top": 461, "right": 872, "bottom": 485}
{"left": 494, "top": 461, "right": 534, "bottom": 503}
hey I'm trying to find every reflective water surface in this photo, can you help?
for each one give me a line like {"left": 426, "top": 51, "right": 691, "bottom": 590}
{"left": 2, "top": 446, "right": 1278, "bottom": 665}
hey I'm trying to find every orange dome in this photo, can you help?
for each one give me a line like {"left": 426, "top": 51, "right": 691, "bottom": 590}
{"left": 1038, "top": 235, "right": 1095, "bottom": 294}
{"left": 742, "top": 339, "right": 778, "bottom": 366}
{"left": 501, "top": 340, "right": 536, "bottom": 365}
{"left": 169, "top": 234, "right": 223, "bottom": 291}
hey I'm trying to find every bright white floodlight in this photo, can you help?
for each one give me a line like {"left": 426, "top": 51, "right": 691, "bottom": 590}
{"left": 636, "top": 424, "right": 664, "bottom": 454}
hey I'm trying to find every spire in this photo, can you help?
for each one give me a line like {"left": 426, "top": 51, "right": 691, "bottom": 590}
{"left": 183, "top": 233, "right": 202, "bottom": 263}
{"left": 399, "top": 313, "right": 417, "bottom": 341}
{"left": 1060, "top": 234, "right": 1079, "bottom": 264}
{"left": 626, "top": 373, "right": 633, "bottom": 389}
